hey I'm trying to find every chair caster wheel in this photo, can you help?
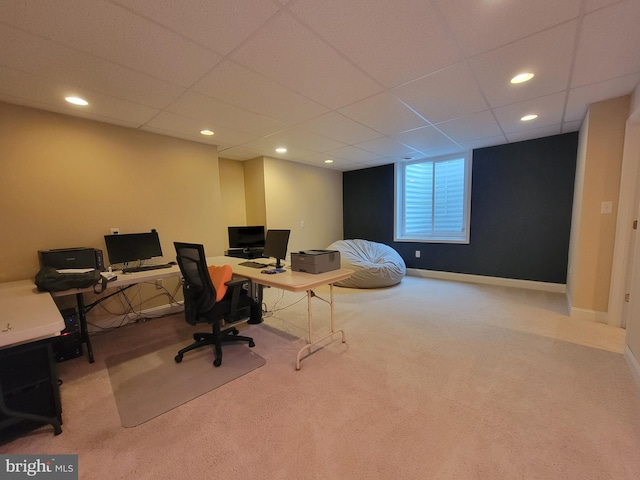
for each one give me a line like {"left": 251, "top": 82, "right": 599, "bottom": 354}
{"left": 175, "top": 354, "right": 183, "bottom": 363}
{"left": 213, "top": 358, "right": 222, "bottom": 367}
{"left": 249, "top": 341, "right": 255, "bottom": 347}
{"left": 231, "top": 328, "right": 239, "bottom": 335}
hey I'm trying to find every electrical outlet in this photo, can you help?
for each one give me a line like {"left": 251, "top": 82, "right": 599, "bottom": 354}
{"left": 110, "top": 227, "right": 120, "bottom": 234}
{"left": 415, "top": 250, "right": 421, "bottom": 258}
{"left": 155, "top": 279, "right": 163, "bottom": 289}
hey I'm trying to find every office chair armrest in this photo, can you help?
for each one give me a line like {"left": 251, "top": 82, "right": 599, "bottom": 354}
{"left": 225, "top": 276, "right": 252, "bottom": 321}
{"left": 225, "top": 276, "right": 249, "bottom": 288}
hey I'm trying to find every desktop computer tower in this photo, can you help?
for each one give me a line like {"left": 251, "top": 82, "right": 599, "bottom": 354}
{"left": 52, "top": 308, "right": 83, "bottom": 362}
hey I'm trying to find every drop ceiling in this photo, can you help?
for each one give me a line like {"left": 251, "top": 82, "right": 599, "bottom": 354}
{"left": 1, "top": 0, "right": 638, "bottom": 171}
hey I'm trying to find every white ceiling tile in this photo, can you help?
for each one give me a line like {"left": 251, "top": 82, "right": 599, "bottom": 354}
{"left": 505, "top": 124, "right": 563, "bottom": 143}
{"left": 324, "top": 145, "right": 384, "bottom": 163}
{"left": 217, "top": 146, "right": 264, "bottom": 161}
{"left": 165, "top": 91, "right": 287, "bottom": 137}
{"left": 419, "top": 144, "right": 467, "bottom": 158}
{"left": 0, "top": 66, "right": 159, "bottom": 128}
{"left": 2, "top": 0, "right": 221, "bottom": 87}
{"left": 435, "top": 0, "right": 582, "bottom": 56}
{"left": 566, "top": 74, "right": 639, "bottom": 122}
{"left": 0, "top": 25, "right": 184, "bottom": 109}
{"left": 392, "top": 125, "right": 461, "bottom": 152}
{"left": 573, "top": 1, "right": 640, "bottom": 88}
{"left": 192, "top": 60, "right": 328, "bottom": 124}
{"left": 263, "top": 127, "right": 347, "bottom": 153}
{"left": 143, "top": 111, "right": 258, "bottom": 145}
{"left": 562, "top": 121, "right": 583, "bottom": 133}
{"left": 0, "top": 1, "right": 635, "bottom": 170}
{"left": 435, "top": 110, "right": 504, "bottom": 143}
{"left": 393, "top": 62, "right": 488, "bottom": 124}
{"left": 585, "top": 0, "right": 624, "bottom": 13}
{"left": 468, "top": 22, "right": 578, "bottom": 108}
{"left": 112, "top": 0, "right": 279, "bottom": 55}
{"left": 355, "top": 137, "right": 422, "bottom": 159}
{"left": 493, "top": 92, "right": 567, "bottom": 134}
{"left": 230, "top": 12, "right": 383, "bottom": 109}
{"left": 290, "top": 0, "right": 462, "bottom": 88}
{"left": 458, "top": 135, "right": 508, "bottom": 151}
{"left": 240, "top": 137, "right": 325, "bottom": 163}
{"left": 298, "top": 112, "right": 382, "bottom": 145}
{"left": 339, "top": 92, "right": 428, "bottom": 135}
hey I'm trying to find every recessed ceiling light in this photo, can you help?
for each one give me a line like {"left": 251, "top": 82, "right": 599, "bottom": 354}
{"left": 65, "top": 96, "right": 88, "bottom": 106}
{"left": 275, "top": 147, "right": 287, "bottom": 153}
{"left": 521, "top": 114, "right": 538, "bottom": 121}
{"left": 200, "top": 129, "right": 214, "bottom": 136}
{"left": 324, "top": 159, "right": 334, "bottom": 164}
{"left": 510, "top": 73, "right": 534, "bottom": 84}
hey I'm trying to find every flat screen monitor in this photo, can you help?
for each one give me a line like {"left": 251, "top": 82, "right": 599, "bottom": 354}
{"left": 262, "top": 229, "right": 291, "bottom": 269}
{"left": 104, "top": 231, "right": 163, "bottom": 266}
{"left": 228, "top": 226, "right": 265, "bottom": 250}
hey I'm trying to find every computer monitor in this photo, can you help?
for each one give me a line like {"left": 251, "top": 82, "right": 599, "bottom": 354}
{"left": 228, "top": 226, "right": 265, "bottom": 250}
{"left": 262, "top": 229, "right": 290, "bottom": 269}
{"left": 104, "top": 231, "right": 163, "bottom": 266}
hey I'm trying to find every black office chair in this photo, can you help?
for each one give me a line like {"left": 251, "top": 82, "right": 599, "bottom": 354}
{"left": 174, "top": 242, "right": 260, "bottom": 367}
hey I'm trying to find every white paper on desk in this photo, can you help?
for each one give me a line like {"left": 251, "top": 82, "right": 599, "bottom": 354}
{"left": 56, "top": 268, "right": 95, "bottom": 274}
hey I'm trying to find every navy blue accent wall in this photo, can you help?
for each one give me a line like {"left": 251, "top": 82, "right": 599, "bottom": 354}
{"left": 343, "top": 132, "right": 578, "bottom": 284}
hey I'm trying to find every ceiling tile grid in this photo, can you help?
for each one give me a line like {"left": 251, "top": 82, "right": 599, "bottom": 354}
{"left": 0, "top": 0, "right": 637, "bottom": 171}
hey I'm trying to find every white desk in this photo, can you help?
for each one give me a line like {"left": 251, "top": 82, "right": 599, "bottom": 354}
{"left": 51, "top": 259, "right": 353, "bottom": 369}
{"left": 0, "top": 280, "right": 65, "bottom": 348}
{"left": 0, "top": 280, "right": 65, "bottom": 436}
{"left": 50, "top": 265, "right": 181, "bottom": 363}
{"left": 209, "top": 256, "right": 354, "bottom": 370}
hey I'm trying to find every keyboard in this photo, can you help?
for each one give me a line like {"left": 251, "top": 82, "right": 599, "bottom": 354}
{"left": 239, "top": 261, "right": 269, "bottom": 268}
{"left": 122, "top": 263, "right": 173, "bottom": 273}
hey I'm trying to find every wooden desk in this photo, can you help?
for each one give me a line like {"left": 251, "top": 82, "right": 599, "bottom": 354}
{"left": 0, "top": 280, "right": 65, "bottom": 436}
{"left": 209, "top": 256, "right": 354, "bottom": 370}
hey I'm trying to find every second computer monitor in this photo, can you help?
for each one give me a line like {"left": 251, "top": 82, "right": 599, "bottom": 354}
{"left": 104, "top": 231, "right": 163, "bottom": 266}
{"left": 262, "top": 229, "right": 291, "bottom": 269}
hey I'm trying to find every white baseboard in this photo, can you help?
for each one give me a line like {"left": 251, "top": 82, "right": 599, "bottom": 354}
{"left": 405, "top": 268, "right": 566, "bottom": 293}
{"left": 624, "top": 345, "right": 640, "bottom": 394}
{"left": 568, "top": 306, "right": 608, "bottom": 323}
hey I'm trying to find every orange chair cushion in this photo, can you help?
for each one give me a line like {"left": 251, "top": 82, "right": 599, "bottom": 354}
{"left": 207, "top": 264, "right": 233, "bottom": 302}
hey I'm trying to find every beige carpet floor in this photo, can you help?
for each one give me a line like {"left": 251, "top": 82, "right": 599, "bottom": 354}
{"left": 1, "top": 275, "right": 639, "bottom": 480}
{"left": 106, "top": 331, "right": 265, "bottom": 427}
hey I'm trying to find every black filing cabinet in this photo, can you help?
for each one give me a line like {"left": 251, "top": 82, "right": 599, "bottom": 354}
{"left": 0, "top": 338, "right": 62, "bottom": 442}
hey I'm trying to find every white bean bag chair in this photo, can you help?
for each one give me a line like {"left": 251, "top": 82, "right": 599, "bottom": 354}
{"left": 327, "top": 239, "right": 406, "bottom": 288}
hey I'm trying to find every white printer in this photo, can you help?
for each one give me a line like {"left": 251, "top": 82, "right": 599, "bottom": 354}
{"left": 290, "top": 250, "right": 341, "bottom": 274}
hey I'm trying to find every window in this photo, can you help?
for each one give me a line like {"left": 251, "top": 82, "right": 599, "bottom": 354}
{"left": 395, "top": 153, "right": 472, "bottom": 243}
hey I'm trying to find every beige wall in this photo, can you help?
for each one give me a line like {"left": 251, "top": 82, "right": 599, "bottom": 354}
{"left": 0, "top": 101, "right": 225, "bottom": 321}
{"left": 263, "top": 157, "right": 343, "bottom": 255}
{"left": 624, "top": 85, "right": 640, "bottom": 366}
{"left": 567, "top": 96, "right": 630, "bottom": 318}
{"left": 217, "top": 156, "right": 343, "bottom": 259}
{"left": 243, "top": 157, "right": 267, "bottom": 227}
{"left": 218, "top": 157, "right": 248, "bottom": 249}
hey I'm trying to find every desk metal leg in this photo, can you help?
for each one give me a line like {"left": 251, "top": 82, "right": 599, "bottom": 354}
{"left": 76, "top": 293, "right": 94, "bottom": 363}
{"left": 295, "top": 284, "right": 346, "bottom": 370}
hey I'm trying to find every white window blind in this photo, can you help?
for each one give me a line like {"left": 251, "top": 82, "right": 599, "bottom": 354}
{"left": 395, "top": 153, "right": 471, "bottom": 243}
